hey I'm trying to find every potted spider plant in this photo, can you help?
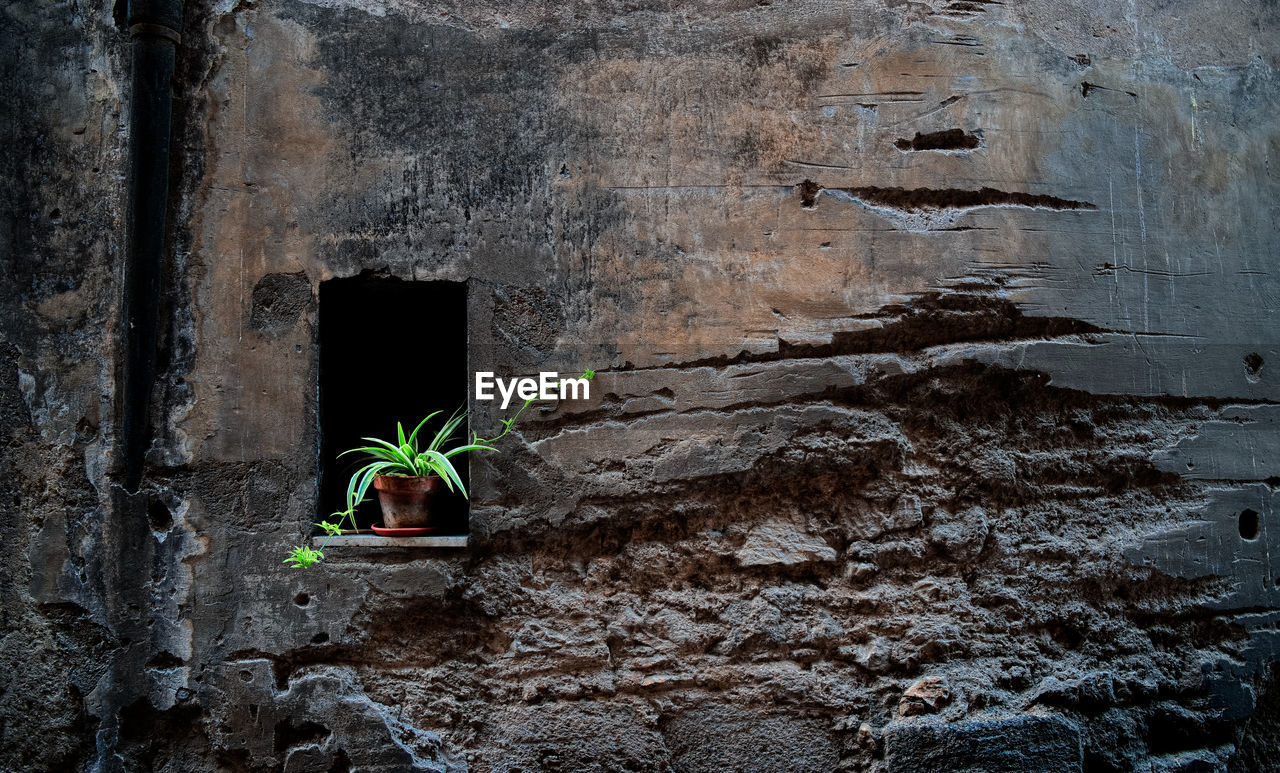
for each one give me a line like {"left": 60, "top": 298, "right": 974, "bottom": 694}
{"left": 286, "top": 369, "right": 595, "bottom": 568}
{"left": 285, "top": 410, "right": 490, "bottom": 568}
{"left": 336, "top": 409, "right": 490, "bottom": 528}
{"left": 356, "top": 409, "right": 492, "bottom": 528}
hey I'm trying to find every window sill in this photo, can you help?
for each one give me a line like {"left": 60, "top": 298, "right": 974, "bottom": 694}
{"left": 311, "top": 534, "right": 469, "bottom": 548}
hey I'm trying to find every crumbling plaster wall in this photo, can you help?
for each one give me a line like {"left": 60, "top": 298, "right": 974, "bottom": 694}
{"left": 3, "top": 0, "right": 1279, "bottom": 770}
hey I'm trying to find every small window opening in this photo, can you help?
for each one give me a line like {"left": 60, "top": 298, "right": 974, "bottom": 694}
{"left": 317, "top": 275, "right": 468, "bottom": 534}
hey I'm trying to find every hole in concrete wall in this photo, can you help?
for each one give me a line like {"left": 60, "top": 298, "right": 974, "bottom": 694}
{"left": 146, "top": 651, "right": 184, "bottom": 669}
{"left": 274, "top": 718, "right": 332, "bottom": 755}
{"left": 318, "top": 275, "right": 468, "bottom": 533}
{"left": 1081, "top": 81, "right": 1137, "bottom": 100}
{"left": 329, "top": 749, "right": 352, "bottom": 773}
{"left": 823, "top": 185, "right": 1094, "bottom": 212}
{"left": 1245, "top": 352, "right": 1263, "bottom": 378}
{"left": 1049, "top": 623, "right": 1084, "bottom": 649}
{"left": 147, "top": 497, "right": 173, "bottom": 532}
{"left": 798, "top": 179, "right": 820, "bottom": 209}
{"left": 293, "top": 592, "right": 311, "bottom": 608}
{"left": 1239, "top": 509, "right": 1261, "bottom": 541}
{"left": 311, "top": 632, "right": 330, "bottom": 644}
{"left": 894, "top": 128, "right": 981, "bottom": 151}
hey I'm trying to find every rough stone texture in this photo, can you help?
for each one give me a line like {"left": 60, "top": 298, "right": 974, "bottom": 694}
{"left": 899, "top": 676, "right": 950, "bottom": 717}
{"left": 249, "top": 272, "right": 314, "bottom": 337}
{"left": 883, "top": 714, "right": 1084, "bottom": 773}
{"left": 735, "top": 519, "right": 839, "bottom": 567}
{"left": 2, "top": 0, "right": 1279, "bottom": 772}
{"left": 662, "top": 702, "right": 840, "bottom": 773}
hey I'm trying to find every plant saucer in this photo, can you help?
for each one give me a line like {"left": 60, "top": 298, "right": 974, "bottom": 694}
{"left": 370, "top": 523, "right": 438, "bottom": 537}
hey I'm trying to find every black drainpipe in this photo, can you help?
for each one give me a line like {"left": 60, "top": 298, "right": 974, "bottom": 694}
{"left": 119, "top": 0, "right": 182, "bottom": 492}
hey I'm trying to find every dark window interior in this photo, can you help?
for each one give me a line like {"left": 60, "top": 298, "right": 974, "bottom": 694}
{"left": 317, "top": 276, "right": 468, "bottom": 534}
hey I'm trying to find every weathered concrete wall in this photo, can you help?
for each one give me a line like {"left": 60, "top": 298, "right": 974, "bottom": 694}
{"left": 1, "top": 0, "right": 129, "bottom": 768}
{"left": 3, "top": 0, "right": 1279, "bottom": 770}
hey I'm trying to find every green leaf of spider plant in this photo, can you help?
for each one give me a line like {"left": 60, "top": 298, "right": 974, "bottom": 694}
{"left": 406, "top": 411, "right": 442, "bottom": 449}
{"left": 413, "top": 452, "right": 452, "bottom": 489}
{"left": 427, "top": 408, "right": 467, "bottom": 453}
{"left": 346, "top": 460, "right": 399, "bottom": 514}
{"left": 422, "top": 449, "right": 467, "bottom": 498}
{"left": 358, "top": 437, "right": 418, "bottom": 470}
{"left": 443, "top": 443, "right": 497, "bottom": 459}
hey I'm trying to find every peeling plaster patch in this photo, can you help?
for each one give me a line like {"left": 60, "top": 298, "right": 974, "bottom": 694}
{"left": 948, "top": 337, "right": 1280, "bottom": 401}
{"left": 1127, "top": 483, "right": 1280, "bottom": 714}
{"left": 1125, "top": 484, "right": 1277, "bottom": 606}
{"left": 153, "top": 498, "right": 203, "bottom": 662}
{"left": 203, "top": 663, "right": 452, "bottom": 770}
{"left": 1152, "top": 405, "right": 1280, "bottom": 481}
{"left": 533, "top": 404, "right": 907, "bottom": 486}
{"left": 188, "top": 8, "right": 334, "bottom": 462}
{"left": 28, "top": 515, "right": 82, "bottom": 606}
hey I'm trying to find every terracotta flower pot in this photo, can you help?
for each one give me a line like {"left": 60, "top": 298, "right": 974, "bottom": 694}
{"left": 373, "top": 475, "right": 444, "bottom": 529}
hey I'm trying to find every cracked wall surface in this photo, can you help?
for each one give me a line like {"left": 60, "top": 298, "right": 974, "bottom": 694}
{"left": 2, "top": 0, "right": 1278, "bottom": 770}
